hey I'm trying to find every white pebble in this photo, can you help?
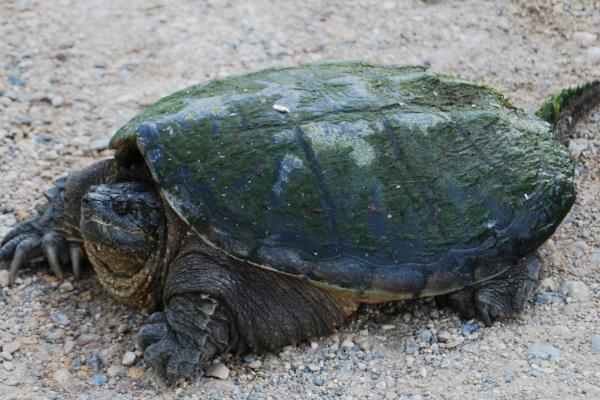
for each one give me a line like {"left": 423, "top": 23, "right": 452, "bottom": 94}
{"left": 3, "top": 341, "right": 20, "bottom": 354}
{"left": 272, "top": 104, "right": 290, "bottom": 113}
{"left": 0, "top": 270, "right": 9, "bottom": 288}
{"left": 58, "top": 281, "right": 74, "bottom": 293}
{"left": 121, "top": 351, "right": 136, "bottom": 366}
{"left": 205, "top": 362, "right": 230, "bottom": 380}
{"left": 51, "top": 95, "right": 64, "bottom": 107}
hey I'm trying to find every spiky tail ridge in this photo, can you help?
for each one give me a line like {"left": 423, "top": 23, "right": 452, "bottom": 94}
{"left": 536, "top": 80, "right": 600, "bottom": 143}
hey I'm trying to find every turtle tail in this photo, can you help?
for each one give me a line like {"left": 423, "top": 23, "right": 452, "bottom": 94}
{"left": 536, "top": 80, "right": 600, "bottom": 144}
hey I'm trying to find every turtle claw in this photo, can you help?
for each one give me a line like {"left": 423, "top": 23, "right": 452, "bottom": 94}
{"left": 0, "top": 217, "right": 84, "bottom": 285}
{"left": 41, "top": 233, "right": 66, "bottom": 281}
{"left": 8, "top": 235, "right": 42, "bottom": 285}
{"left": 69, "top": 243, "right": 84, "bottom": 280}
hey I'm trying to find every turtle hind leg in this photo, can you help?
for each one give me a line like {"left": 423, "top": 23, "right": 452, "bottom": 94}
{"left": 437, "top": 255, "right": 542, "bottom": 326}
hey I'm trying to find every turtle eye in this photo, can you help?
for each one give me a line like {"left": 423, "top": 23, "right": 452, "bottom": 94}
{"left": 112, "top": 200, "right": 130, "bottom": 216}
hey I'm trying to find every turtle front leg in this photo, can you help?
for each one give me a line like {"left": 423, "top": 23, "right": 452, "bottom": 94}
{"left": 437, "top": 255, "right": 542, "bottom": 325}
{"left": 139, "top": 293, "right": 230, "bottom": 383}
{"left": 138, "top": 239, "right": 359, "bottom": 382}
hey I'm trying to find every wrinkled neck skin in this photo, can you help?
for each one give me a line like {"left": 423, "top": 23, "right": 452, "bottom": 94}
{"left": 86, "top": 205, "right": 187, "bottom": 310}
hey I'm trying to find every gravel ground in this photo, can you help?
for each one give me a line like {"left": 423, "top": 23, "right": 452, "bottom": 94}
{"left": 1, "top": 1, "right": 599, "bottom": 399}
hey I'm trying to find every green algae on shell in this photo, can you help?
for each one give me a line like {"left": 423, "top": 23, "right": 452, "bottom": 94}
{"left": 110, "top": 61, "right": 574, "bottom": 301}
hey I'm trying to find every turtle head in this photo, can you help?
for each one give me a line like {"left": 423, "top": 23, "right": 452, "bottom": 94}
{"left": 80, "top": 181, "right": 165, "bottom": 306}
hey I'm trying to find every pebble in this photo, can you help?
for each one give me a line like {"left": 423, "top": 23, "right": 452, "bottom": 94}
{"left": 50, "top": 310, "right": 71, "bottom": 326}
{"left": 0, "top": 270, "right": 9, "bottom": 288}
{"left": 460, "top": 323, "right": 480, "bottom": 335}
{"left": 58, "top": 281, "right": 74, "bottom": 293}
{"left": 437, "top": 331, "right": 451, "bottom": 343}
{"left": 341, "top": 338, "right": 354, "bottom": 349}
{"left": 90, "top": 374, "right": 108, "bottom": 386}
{"left": 535, "top": 292, "right": 566, "bottom": 304}
{"left": 121, "top": 351, "right": 136, "bottom": 366}
{"left": 314, "top": 377, "right": 324, "bottom": 386}
{"left": 404, "top": 339, "right": 419, "bottom": 355}
{"left": 572, "top": 31, "right": 597, "bottom": 47}
{"left": 3, "top": 341, "right": 21, "bottom": 354}
{"left": 107, "top": 365, "right": 126, "bottom": 378}
{"left": 51, "top": 95, "right": 64, "bottom": 107}
{"left": 562, "top": 280, "right": 591, "bottom": 301}
{"left": 592, "top": 334, "right": 600, "bottom": 354}
{"left": 310, "top": 341, "right": 319, "bottom": 350}
{"left": 87, "top": 349, "right": 104, "bottom": 372}
{"left": 127, "top": 367, "right": 145, "bottom": 380}
{"left": 528, "top": 341, "right": 561, "bottom": 361}
{"left": 7, "top": 75, "right": 25, "bottom": 86}
{"left": 53, "top": 368, "right": 71, "bottom": 385}
{"left": 205, "top": 362, "right": 229, "bottom": 380}
{"left": 568, "top": 139, "right": 589, "bottom": 160}
{"left": 587, "top": 47, "right": 600, "bottom": 63}
{"left": 248, "top": 360, "right": 262, "bottom": 370}
{"left": 381, "top": 324, "right": 396, "bottom": 332}
{"left": 1, "top": 351, "right": 13, "bottom": 361}
{"left": 3, "top": 361, "right": 14, "bottom": 371}
{"left": 417, "top": 330, "right": 432, "bottom": 344}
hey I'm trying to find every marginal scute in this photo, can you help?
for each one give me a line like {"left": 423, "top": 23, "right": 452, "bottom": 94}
{"left": 110, "top": 62, "right": 574, "bottom": 300}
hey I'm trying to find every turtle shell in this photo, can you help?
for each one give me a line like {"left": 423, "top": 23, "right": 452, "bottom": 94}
{"left": 110, "top": 62, "right": 574, "bottom": 301}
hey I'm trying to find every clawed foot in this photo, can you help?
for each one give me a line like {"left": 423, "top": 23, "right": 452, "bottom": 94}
{"left": 139, "top": 311, "right": 202, "bottom": 383}
{"left": 138, "top": 294, "right": 230, "bottom": 383}
{"left": 0, "top": 217, "right": 84, "bottom": 286}
{"left": 437, "top": 256, "right": 542, "bottom": 326}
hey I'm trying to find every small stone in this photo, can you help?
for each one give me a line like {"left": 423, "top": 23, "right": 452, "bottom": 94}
{"left": 573, "top": 31, "right": 597, "bottom": 47}
{"left": 3, "top": 361, "right": 14, "bottom": 371}
{"left": 107, "top": 364, "right": 126, "bottom": 378}
{"left": 0, "top": 270, "right": 9, "bottom": 288}
{"left": 51, "top": 95, "right": 64, "bottom": 107}
{"left": 528, "top": 341, "right": 561, "bottom": 361}
{"left": 417, "top": 329, "right": 432, "bottom": 343}
{"left": 308, "top": 364, "right": 320, "bottom": 372}
{"left": 437, "top": 331, "right": 451, "bottom": 343}
{"left": 404, "top": 339, "right": 419, "bottom": 355}
{"left": 58, "top": 281, "right": 74, "bottom": 293}
{"left": 381, "top": 324, "right": 396, "bottom": 332}
{"left": 205, "top": 362, "right": 229, "bottom": 380}
{"left": 87, "top": 137, "right": 108, "bottom": 152}
{"left": 272, "top": 104, "right": 290, "bottom": 113}
{"left": 591, "top": 334, "right": 600, "bottom": 354}
{"left": 535, "top": 292, "right": 566, "bottom": 305}
{"left": 90, "top": 374, "right": 107, "bottom": 386}
{"left": 562, "top": 280, "right": 591, "bottom": 301}
{"left": 587, "top": 47, "right": 600, "bottom": 63}
{"left": 460, "top": 323, "right": 481, "bottom": 335}
{"left": 87, "top": 349, "right": 104, "bottom": 372}
{"left": 310, "top": 341, "right": 319, "bottom": 350}
{"left": 121, "top": 351, "right": 136, "bottom": 366}
{"left": 341, "top": 338, "right": 354, "bottom": 349}
{"left": 7, "top": 75, "right": 25, "bottom": 86}
{"left": 1, "top": 351, "right": 13, "bottom": 361}
{"left": 248, "top": 360, "right": 262, "bottom": 370}
{"left": 314, "top": 377, "right": 324, "bottom": 386}
{"left": 568, "top": 139, "right": 590, "bottom": 160}
{"left": 51, "top": 310, "right": 71, "bottom": 326}
{"left": 375, "top": 381, "right": 387, "bottom": 390}
{"left": 53, "top": 368, "right": 71, "bottom": 385}
{"left": 128, "top": 366, "right": 145, "bottom": 380}
{"left": 3, "top": 341, "right": 21, "bottom": 354}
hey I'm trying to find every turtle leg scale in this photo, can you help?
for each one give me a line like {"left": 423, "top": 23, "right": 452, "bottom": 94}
{"left": 139, "top": 294, "right": 230, "bottom": 384}
{"left": 438, "top": 255, "right": 542, "bottom": 326}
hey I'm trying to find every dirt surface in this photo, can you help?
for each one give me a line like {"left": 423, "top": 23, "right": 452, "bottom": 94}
{"left": 1, "top": 0, "right": 599, "bottom": 399}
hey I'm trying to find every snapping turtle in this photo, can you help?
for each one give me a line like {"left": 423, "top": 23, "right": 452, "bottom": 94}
{"left": 1, "top": 62, "right": 598, "bottom": 382}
